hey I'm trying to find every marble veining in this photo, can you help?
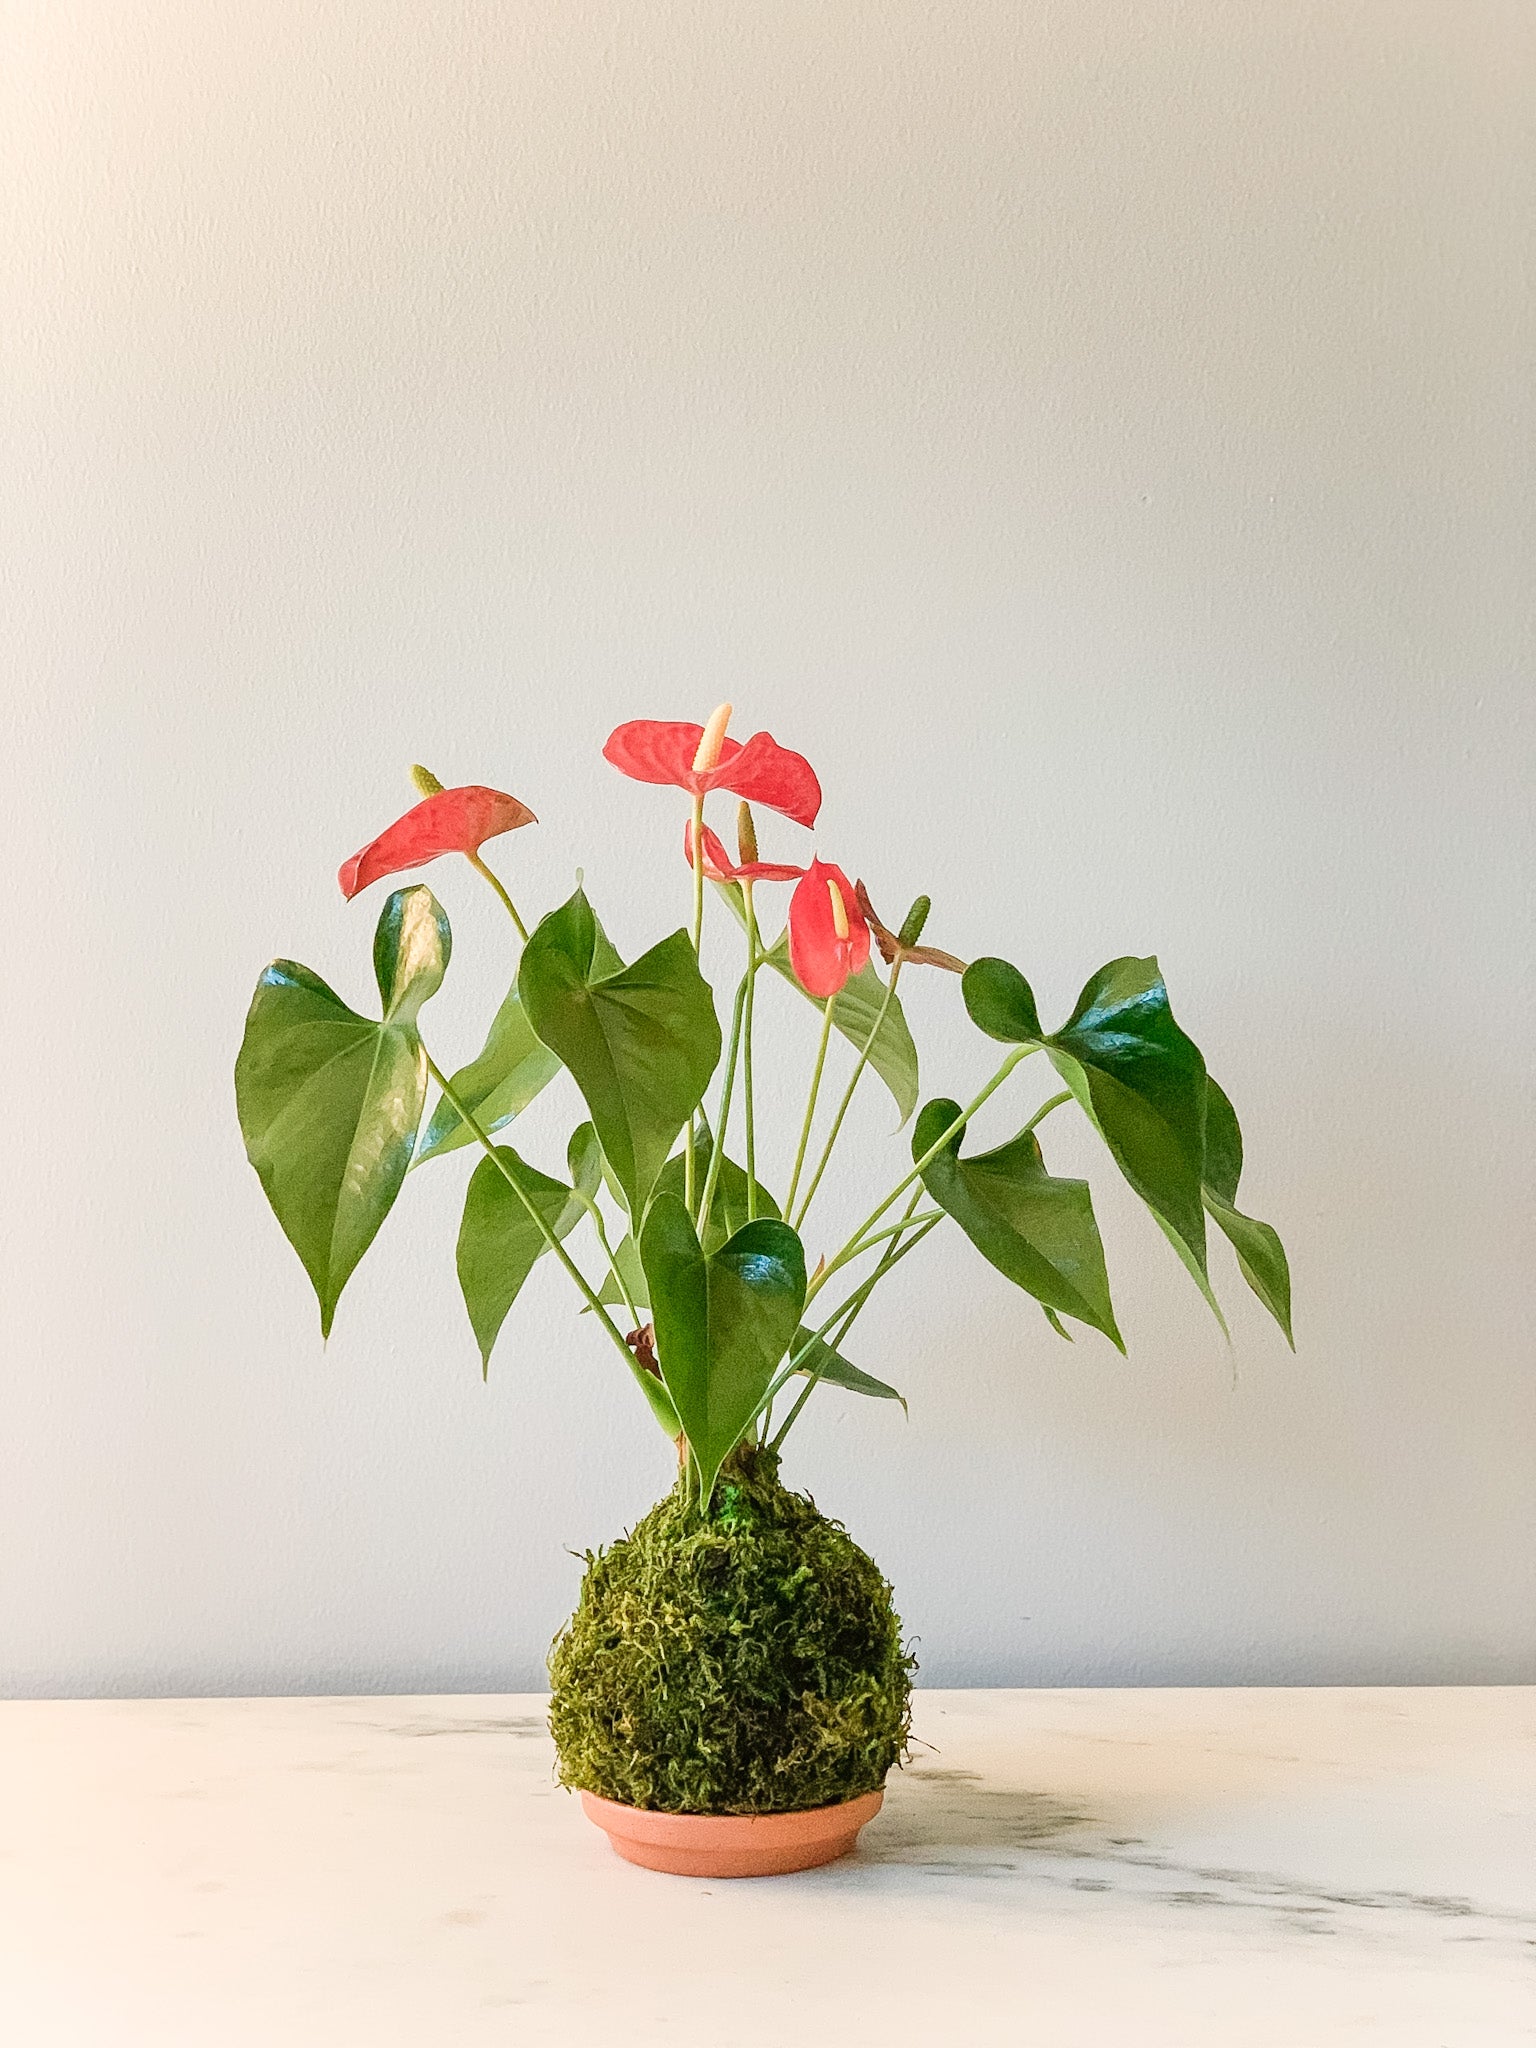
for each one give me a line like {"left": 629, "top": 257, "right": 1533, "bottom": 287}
{"left": 384, "top": 1713, "right": 549, "bottom": 1738}
{"left": 0, "top": 1687, "right": 1528, "bottom": 2046}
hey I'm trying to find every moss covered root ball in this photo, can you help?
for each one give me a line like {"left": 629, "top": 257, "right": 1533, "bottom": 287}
{"left": 549, "top": 1448, "right": 914, "bottom": 1815}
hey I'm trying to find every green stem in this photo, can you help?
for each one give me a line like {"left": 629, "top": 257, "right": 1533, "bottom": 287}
{"left": 697, "top": 969, "right": 749, "bottom": 1230}
{"left": 466, "top": 852, "right": 529, "bottom": 942}
{"left": 762, "top": 1188, "right": 926, "bottom": 1419}
{"left": 580, "top": 1194, "right": 638, "bottom": 1323}
{"left": 767, "top": 1304, "right": 864, "bottom": 1452}
{"left": 804, "top": 1045, "right": 1035, "bottom": 1309}
{"left": 783, "top": 992, "right": 838, "bottom": 1221}
{"left": 685, "top": 794, "right": 705, "bottom": 1216}
{"left": 815, "top": 1202, "right": 947, "bottom": 1295}
{"left": 424, "top": 1053, "right": 638, "bottom": 1376}
{"left": 1022, "top": 1088, "right": 1073, "bottom": 1136}
{"left": 742, "top": 885, "right": 761, "bottom": 1220}
{"left": 842, "top": 1210, "right": 944, "bottom": 1259}
{"left": 791, "top": 963, "right": 900, "bottom": 1229}
{"left": 689, "top": 795, "right": 706, "bottom": 956}
{"left": 769, "top": 1203, "right": 940, "bottom": 1453}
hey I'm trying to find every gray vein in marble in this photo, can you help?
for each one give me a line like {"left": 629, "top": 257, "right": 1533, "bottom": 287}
{"left": 862, "top": 1771, "right": 1534, "bottom": 1959}
{"left": 384, "top": 1714, "right": 549, "bottom": 1738}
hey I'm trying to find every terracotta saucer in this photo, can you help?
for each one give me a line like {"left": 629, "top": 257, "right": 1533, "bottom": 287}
{"left": 580, "top": 1787, "right": 884, "bottom": 1878}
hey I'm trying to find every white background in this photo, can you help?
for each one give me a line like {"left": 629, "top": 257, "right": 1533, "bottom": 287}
{"left": 3, "top": 2, "right": 1530, "bottom": 1694}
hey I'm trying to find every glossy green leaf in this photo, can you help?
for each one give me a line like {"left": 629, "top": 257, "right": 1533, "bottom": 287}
{"left": 913, "top": 1097, "right": 1124, "bottom": 1349}
{"left": 960, "top": 956, "right": 1042, "bottom": 1042}
{"left": 456, "top": 1144, "right": 587, "bottom": 1372}
{"left": 963, "top": 953, "right": 1222, "bottom": 1329}
{"left": 639, "top": 1145, "right": 898, "bottom": 1404}
{"left": 235, "top": 887, "right": 450, "bottom": 1337}
{"left": 591, "top": 1271, "right": 902, "bottom": 1408}
{"left": 413, "top": 986, "right": 560, "bottom": 1164}
{"left": 653, "top": 1124, "right": 781, "bottom": 1254}
{"left": 1203, "top": 1078, "right": 1294, "bottom": 1345}
{"left": 639, "top": 1195, "right": 807, "bottom": 1508}
{"left": 790, "top": 1326, "right": 906, "bottom": 1409}
{"left": 519, "top": 887, "right": 722, "bottom": 1221}
{"left": 718, "top": 884, "right": 919, "bottom": 1122}
{"left": 599, "top": 1129, "right": 779, "bottom": 1310}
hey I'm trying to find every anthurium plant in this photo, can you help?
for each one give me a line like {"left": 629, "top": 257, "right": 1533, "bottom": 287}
{"left": 237, "top": 704, "right": 1293, "bottom": 1829}
{"left": 236, "top": 705, "right": 1292, "bottom": 1516}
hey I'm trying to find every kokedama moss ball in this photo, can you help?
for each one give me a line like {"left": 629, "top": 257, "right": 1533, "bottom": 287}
{"left": 548, "top": 1446, "right": 914, "bottom": 1814}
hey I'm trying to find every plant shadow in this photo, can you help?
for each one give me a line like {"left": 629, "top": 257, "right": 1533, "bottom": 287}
{"left": 860, "top": 1765, "right": 1096, "bottom": 1868}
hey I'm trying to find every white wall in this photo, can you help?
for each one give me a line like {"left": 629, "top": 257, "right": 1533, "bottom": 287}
{"left": 4, "top": 2, "right": 1531, "bottom": 1696}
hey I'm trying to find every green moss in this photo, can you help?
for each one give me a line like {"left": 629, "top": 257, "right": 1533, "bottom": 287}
{"left": 548, "top": 1446, "right": 914, "bottom": 1814}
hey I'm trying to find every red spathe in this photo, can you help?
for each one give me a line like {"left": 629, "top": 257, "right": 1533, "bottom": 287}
{"left": 683, "top": 819, "right": 804, "bottom": 885}
{"left": 338, "top": 785, "right": 535, "bottom": 899}
{"left": 605, "top": 720, "right": 822, "bottom": 828}
{"left": 788, "top": 858, "right": 870, "bottom": 997}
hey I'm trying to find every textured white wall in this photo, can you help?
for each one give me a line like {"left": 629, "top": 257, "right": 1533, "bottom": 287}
{"left": 3, "top": 2, "right": 1531, "bottom": 1696}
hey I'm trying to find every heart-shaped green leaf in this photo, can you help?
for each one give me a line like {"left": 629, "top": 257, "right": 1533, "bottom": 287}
{"left": 913, "top": 1097, "right": 1123, "bottom": 1349}
{"left": 619, "top": 1134, "right": 902, "bottom": 1409}
{"left": 790, "top": 1326, "right": 906, "bottom": 1409}
{"left": 597, "top": 1127, "right": 782, "bottom": 1312}
{"left": 653, "top": 1123, "right": 781, "bottom": 1252}
{"left": 1202, "top": 1078, "right": 1293, "bottom": 1345}
{"left": 963, "top": 954, "right": 1221, "bottom": 1329}
{"left": 639, "top": 1195, "right": 807, "bottom": 1508}
{"left": 717, "top": 884, "right": 919, "bottom": 1122}
{"left": 593, "top": 1294, "right": 901, "bottom": 1409}
{"left": 519, "top": 888, "right": 721, "bottom": 1221}
{"left": 456, "top": 1143, "right": 589, "bottom": 1372}
{"left": 235, "top": 886, "right": 450, "bottom": 1336}
{"left": 413, "top": 986, "right": 560, "bottom": 1165}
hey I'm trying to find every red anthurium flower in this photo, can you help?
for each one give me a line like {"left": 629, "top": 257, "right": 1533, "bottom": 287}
{"left": 788, "top": 859, "right": 870, "bottom": 998}
{"left": 338, "top": 786, "right": 536, "bottom": 899}
{"left": 604, "top": 706, "right": 822, "bottom": 828}
{"left": 683, "top": 820, "right": 804, "bottom": 885}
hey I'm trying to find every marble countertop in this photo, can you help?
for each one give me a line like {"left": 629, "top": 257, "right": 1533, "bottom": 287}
{"left": 1, "top": 1687, "right": 1528, "bottom": 2045}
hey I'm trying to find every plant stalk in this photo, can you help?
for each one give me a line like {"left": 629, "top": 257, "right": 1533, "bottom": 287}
{"left": 791, "top": 962, "right": 900, "bottom": 1229}
{"left": 697, "top": 968, "right": 749, "bottom": 1230}
{"left": 804, "top": 1044, "right": 1035, "bottom": 1309}
{"left": 580, "top": 1194, "right": 638, "bottom": 1323}
{"left": 1022, "top": 1088, "right": 1073, "bottom": 1136}
{"left": 786, "top": 1209, "right": 940, "bottom": 1317}
{"left": 783, "top": 992, "right": 838, "bottom": 1220}
{"left": 841, "top": 1210, "right": 944, "bottom": 1259}
{"left": 769, "top": 1199, "right": 940, "bottom": 1452}
{"left": 689, "top": 795, "right": 707, "bottom": 955}
{"left": 760, "top": 1188, "right": 927, "bottom": 1420}
{"left": 684, "top": 794, "right": 706, "bottom": 1215}
{"left": 742, "top": 884, "right": 761, "bottom": 1219}
{"left": 466, "top": 852, "right": 529, "bottom": 941}
{"left": 424, "top": 1053, "right": 638, "bottom": 1375}
{"left": 766, "top": 1305, "right": 864, "bottom": 1453}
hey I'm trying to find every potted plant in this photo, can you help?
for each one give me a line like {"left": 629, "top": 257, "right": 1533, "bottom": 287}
{"left": 235, "top": 705, "right": 1292, "bottom": 1878}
